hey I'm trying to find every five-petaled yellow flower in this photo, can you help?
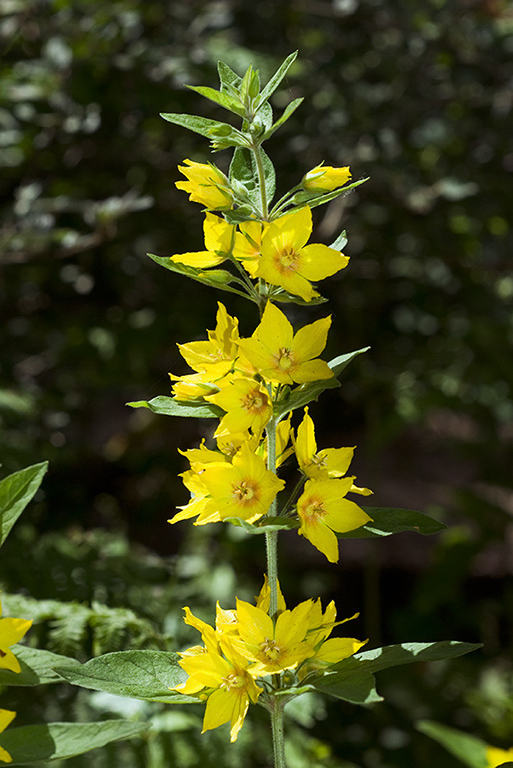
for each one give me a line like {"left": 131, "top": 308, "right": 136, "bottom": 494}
{"left": 238, "top": 302, "right": 334, "bottom": 385}
{"left": 0, "top": 709, "right": 16, "bottom": 764}
{"left": 0, "top": 593, "right": 32, "bottom": 674}
{"left": 486, "top": 745, "right": 513, "bottom": 768}
{"left": 176, "top": 159, "right": 233, "bottom": 210}
{"left": 297, "top": 478, "right": 372, "bottom": 563}
{"left": 302, "top": 164, "right": 352, "bottom": 192}
{"left": 206, "top": 377, "right": 272, "bottom": 437}
{"left": 171, "top": 213, "right": 235, "bottom": 268}
{"left": 255, "top": 206, "right": 349, "bottom": 302}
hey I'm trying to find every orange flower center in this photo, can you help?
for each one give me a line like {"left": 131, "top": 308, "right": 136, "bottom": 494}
{"left": 233, "top": 480, "right": 258, "bottom": 505}
{"left": 275, "top": 246, "right": 299, "bottom": 273}
{"left": 301, "top": 497, "right": 326, "bottom": 521}
{"left": 242, "top": 387, "right": 268, "bottom": 414}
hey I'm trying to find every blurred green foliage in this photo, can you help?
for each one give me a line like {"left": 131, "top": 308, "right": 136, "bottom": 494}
{"left": 1, "top": 0, "right": 513, "bottom": 766}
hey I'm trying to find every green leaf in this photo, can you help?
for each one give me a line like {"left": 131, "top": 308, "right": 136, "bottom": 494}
{"left": 187, "top": 85, "right": 245, "bottom": 117}
{"left": 339, "top": 507, "right": 446, "bottom": 539}
{"left": 217, "top": 61, "right": 242, "bottom": 92}
{"left": 54, "top": 650, "right": 197, "bottom": 704}
{"left": 314, "top": 642, "right": 480, "bottom": 708}
{"left": 313, "top": 669, "right": 383, "bottom": 705}
{"left": 262, "top": 97, "right": 304, "bottom": 140}
{"left": 225, "top": 516, "right": 299, "bottom": 534}
{"left": 271, "top": 290, "right": 328, "bottom": 307}
{"left": 159, "top": 113, "right": 235, "bottom": 140}
{"left": 288, "top": 178, "right": 370, "bottom": 212}
{"left": 229, "top": 147, "right": 276, "bottom": 211}
{"left": 273, "top": 347, "right": 369, "bottom": 419}
{"left": 416, "top": 721, "right": 488, "bottom": 768}
{"left": 147, "top": 254, "right": 251, "bottom": 301}
{"left": 0, "top": 461, "right": 48, "bottom": 548}
{"left": 332, "top": 641, "right": 482, "bottom": 676}
{"left": 0, "top": 721, "right": 148, "bottom": 765}
{"left": 0, "top": 646, "right": 80, "bottom": 687}
{"left": 260, "top": 146, "right": 276, "bottom": 204}
{"left": 255, "top": 51, "right": 298, "bottom": 111}
{"left": 126, "top": 396, "right": 222, "bottom": 419}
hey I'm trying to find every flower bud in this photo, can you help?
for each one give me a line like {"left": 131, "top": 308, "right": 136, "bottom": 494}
{"left": 302, "top": 164, "right": 352, "bottom": 192}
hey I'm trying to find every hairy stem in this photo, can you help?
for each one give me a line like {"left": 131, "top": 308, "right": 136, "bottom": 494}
{"left": 251, "top": 140, "right": 269, "bottom": 221}
{"left": 270, "top": 696, "right": 286, "bottom": 768}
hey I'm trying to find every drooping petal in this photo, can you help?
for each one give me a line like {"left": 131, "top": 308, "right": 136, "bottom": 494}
{"left": 299, "top": 518, "right": 339, "bottom": 563}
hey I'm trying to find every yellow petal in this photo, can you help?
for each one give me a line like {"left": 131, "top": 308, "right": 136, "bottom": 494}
{"left": 299, "top": 519, "right": 339, "bottom": 563}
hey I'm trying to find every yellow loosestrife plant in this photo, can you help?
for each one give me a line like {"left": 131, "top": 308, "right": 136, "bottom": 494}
{"left": 0, "top": 55, "right": 483, "bottom": 768}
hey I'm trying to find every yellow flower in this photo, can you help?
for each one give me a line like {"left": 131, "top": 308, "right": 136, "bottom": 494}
{"left": 294, "top": 407, "right": 373, "bottom": 494}
{"left": 176, "top": 159, "right": 233, "bottom": 210}
{"left": 0, "top": 709, "right": 16, "bottom": 764}
{"left": 296, "top": 478, "right": 372, "bottom": 563}
{"left": 255, "top": 207, "right": 349, "bottom": 302}
{"left": 170, "top": 443, "right": 284, "bottom": 526}
{"left": 0, "top": 594, "right": 32, "bottom": 674}
{"left": 206, "top": 377, "right": 272, "bottom": 437}
{"left": 176, "top": 303, "right": 241, "bottom": 376}
{"left": 174, "top": 618, "right": 262, "bottom": 742}
{"left": 171, "top": 213, "right": 235, "bottom": 268}
{"left": 486, "top": 746, "right": 513, "bottom": 767}
{"left": 238, "top": 302, "right": 334, "bottom": 385}
{"left": 302, "top": 164, "right": 352, "bottom": 192}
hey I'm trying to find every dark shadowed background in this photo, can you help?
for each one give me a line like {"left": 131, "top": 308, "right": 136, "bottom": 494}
{"left": 1, "top": 1, "right": 512, "bottom": 766}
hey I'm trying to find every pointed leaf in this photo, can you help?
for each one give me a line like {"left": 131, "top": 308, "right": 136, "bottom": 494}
{"left": 127, "top": 396, "right": 222, "bottom": 419}
{"left": 273, "top": 347, "right": 369, "bottom": 419}
{"left": 262, "top": 97, "right": 304, "bottom": 140}
{"left": 290, "top": 178, "right": 370, "bottom": 211}
{"left": 187, "top": 85, "right": 244, "bottom": 117}
{"left": 147, "top": 254, "right": 251, "bottom": 300}
{"left": 0, "top": 646, "right": 80, "bottom": 687}
{"left": 0, "top": 721, "right": 148, "bottom": 765}
{"left": 159, "top": 113, "right": 235, "bottom": 139}
{"left": 416, "top": 721, "right": 488, "bottom": 768}
{"left": 313, "top": 669, "right": 383, "bottom": 705}
{"left": 0, "top": 462, "right": 48, "bottom": 547}
{"left": 217, "top": 61, "right": 242, "bottom": 92}
{"left": 255, "top": 51, "right": 298, "bottom": 111}
{"left": 331, "top": 641, "right": 482, "bottom": 676}
{"left": 54, "top": 650, "right": 197, "bottom": 704}
{"left": 339, "top": 507, "right": 446, "bottom": 539}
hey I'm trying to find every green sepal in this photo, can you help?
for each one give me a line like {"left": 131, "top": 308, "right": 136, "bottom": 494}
{"left": 225, "top": 516, "right": 300, "bottom": 534}
{"left": 339, "top": 507, "right": 446, "bottom": 539}
{"left": 126, "top": 395, "right": 223, "bottom": 419}
{"left": 273, "top": 347, "right": 370, "bottom": 419}
{"left": 313, "top": 641, "right": 481, "bottom": 706}
{"left": 54, "top": 650, "right": 197, "bottom": 704}
{"left": 0, "top": 721, "right": 148, "bottom": 765}
{"left": 416, "top": 721, "right": 489, "bottom": 768}
{"left": 262, "top": 97, "right": 304, "bottom": 140}
{"left": 254, "top": 51, "right": 298, "bottom": 112}
{"left": 187, "top": 85, "right": 245, "bottom": 117}
{"left": 0, "top": 461, "right": 48, "bottom": 548}
{"left": 330, "top": 230, "right": 348, "bottom": 251}
{"left": 147, "top": 254, "right": 252, "bottom": 301}
{"left": 0, "top": 646, "right": 80, "bottom": 687}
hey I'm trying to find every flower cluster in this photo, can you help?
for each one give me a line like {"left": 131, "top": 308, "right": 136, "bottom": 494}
{"left": 0, "top": 593, "right": 32, "bottom": 763}
{"left": 173, "top": 578, "right": 366, "bottom": 741}
{"left": 168, "top": 301, "right": 372, "bottom": 562}
{"left": 173, "top": 161, "right": 350, "bottom": 303}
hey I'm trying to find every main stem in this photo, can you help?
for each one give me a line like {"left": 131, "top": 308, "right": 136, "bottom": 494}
{"left": 270, "top": 696, "right": 286, "bottom": 768}
{"left": 265, "top": 414, "right": 279, "bottom": 620}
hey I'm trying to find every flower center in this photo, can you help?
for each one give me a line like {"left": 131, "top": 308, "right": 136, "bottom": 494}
{"left": 233, "top": 480, "right": 257, "bottom": 505}
{"left": 275, "top": 247, "right": 299, "bottom": 273}
{"left": 260, "top": 638, "right": 281, "bottom": 661}
{"left": 275, "top": 347, "right": 295, "bottom": 371}
{"left": 302, "top": 498, "right": 326, "bottom": 521}
{"left": 242, "top": 387, "right": 267, "bottom": 414}
{"left": 312, "top": 453, "right": 327, "bottom": 467}
{"left": 221, "top": 672, "right": 246, "bottom": 691}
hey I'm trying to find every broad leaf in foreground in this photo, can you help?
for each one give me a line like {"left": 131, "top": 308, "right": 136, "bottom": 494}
{"left": 0, "top": 646, "right": 80, "bottom": 687}
{"left": 54, "top": 650, "right": 196, "bottom": 704}
{"left": 126, "top": 395, "right": 223, "bottom": 419}
{"left": 0, "top": 721, "right": 147, "bottom": 765}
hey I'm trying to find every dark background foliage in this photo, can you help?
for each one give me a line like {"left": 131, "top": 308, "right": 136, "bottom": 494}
{"left": 1, "top": 1, "right": 512, "bottom": 766}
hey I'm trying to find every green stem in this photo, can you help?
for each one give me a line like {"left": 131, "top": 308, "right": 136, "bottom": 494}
{"left": 265, "top": 413, "right": 279, "bottom": 620}
{"left": 270, "top": 696, "right": 286, "bottom": 768}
